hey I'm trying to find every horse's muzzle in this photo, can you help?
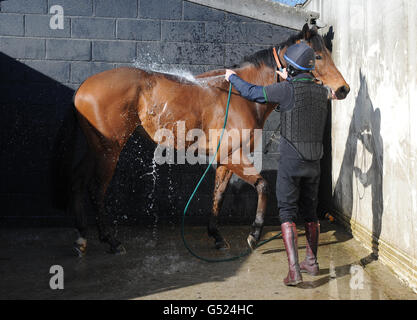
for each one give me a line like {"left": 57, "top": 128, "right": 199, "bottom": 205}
{"left": 336, "top": 85, "right": 350, "bottom": 100}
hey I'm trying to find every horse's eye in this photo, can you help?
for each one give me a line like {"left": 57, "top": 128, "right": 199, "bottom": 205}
{"left": 316, "top": 55, "right": 323, "bottom": 60}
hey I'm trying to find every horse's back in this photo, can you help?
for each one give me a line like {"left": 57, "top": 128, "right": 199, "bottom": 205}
{"left": 75, "top": 67, "right": 145, "bottom": 100}
{"left": 74, "top": 67, "right": 148, "bottom": 144}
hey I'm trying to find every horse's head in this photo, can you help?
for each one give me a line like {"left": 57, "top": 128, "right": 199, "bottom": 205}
{"left": 295, "top": 24, "right": 350, "bottom": 100}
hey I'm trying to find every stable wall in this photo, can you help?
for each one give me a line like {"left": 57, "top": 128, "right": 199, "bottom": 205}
{"left": 304, "top": 0, "right": 417, "bottom": 292}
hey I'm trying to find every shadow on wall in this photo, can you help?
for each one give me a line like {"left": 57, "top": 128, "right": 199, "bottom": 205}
{"left": 0, "top": 52, "right": 75, "bottom": 224}
{"left": 333, "top": 70, "right": 384, "bottom": 262}
{"left": 0, "top": 52, "right": 212, "bottom": 226}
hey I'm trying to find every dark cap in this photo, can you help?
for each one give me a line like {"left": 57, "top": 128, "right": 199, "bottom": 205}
{"left": 284, "top": 43, "right": 315, "bottom": 71}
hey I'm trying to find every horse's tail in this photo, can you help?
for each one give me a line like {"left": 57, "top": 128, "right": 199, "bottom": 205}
{"left": 49, "top": 95, "right": 79, "bottom": 210}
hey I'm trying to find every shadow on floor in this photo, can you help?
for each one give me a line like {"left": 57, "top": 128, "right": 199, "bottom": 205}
{"left": 0, "top": 225, "right": 252, "bottom": 300}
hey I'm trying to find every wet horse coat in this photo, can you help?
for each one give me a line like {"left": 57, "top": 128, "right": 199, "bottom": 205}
{"left": 69, "top": 24, "right": 350, "bottom": 254}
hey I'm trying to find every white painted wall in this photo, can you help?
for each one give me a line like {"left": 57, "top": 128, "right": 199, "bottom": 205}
{"left": 304, "top": 0, "right": 417, "bottom": 291}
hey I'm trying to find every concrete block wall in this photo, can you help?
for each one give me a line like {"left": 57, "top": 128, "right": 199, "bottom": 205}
{"left": 1, "top": 0, "right": 295, "bottom": 84}
{"left": 0, "top": 0, "right": 297, "bottom": 226}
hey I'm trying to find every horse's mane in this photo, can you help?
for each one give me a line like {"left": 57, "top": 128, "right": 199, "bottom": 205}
{"left": 240, "top": 27, "right": 326, "bottom": 69}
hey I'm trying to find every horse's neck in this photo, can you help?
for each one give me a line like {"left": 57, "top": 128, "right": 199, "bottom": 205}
{"left": 237, "top": 64, "right": 274, "bottom": 86}
{"left": 195, "top": 64, "right": 278, "bottom": 127}
{"left": 237, "top": 64, "right": 277, "bottom": 126}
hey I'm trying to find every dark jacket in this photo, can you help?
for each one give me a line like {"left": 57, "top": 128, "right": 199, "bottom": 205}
{"left": 229, "top": 73, "right": 329, "bottom": 160}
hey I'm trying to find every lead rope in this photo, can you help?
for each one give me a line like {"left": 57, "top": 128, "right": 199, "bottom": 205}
{"left": 181, "top": 83, "right": 282, "bottom": 263}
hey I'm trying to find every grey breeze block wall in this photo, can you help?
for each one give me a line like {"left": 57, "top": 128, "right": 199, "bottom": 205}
{"left": 0, "top": 0, "right": 298, "bottom": 227}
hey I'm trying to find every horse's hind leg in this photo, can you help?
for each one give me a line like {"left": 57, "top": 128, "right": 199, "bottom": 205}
{"left": 70, "top": 152, "right": 95, "bottom": 257}
{"left": 89, "top": 148, "right": 126, "bottom": 255}
{"left": 208, "top": 166, "right": 233, "bottom": 250}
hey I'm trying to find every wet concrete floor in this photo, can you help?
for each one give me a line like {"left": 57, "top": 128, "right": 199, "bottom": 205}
{"left": 0, "top": 220, "right": 415, "bottom": 300}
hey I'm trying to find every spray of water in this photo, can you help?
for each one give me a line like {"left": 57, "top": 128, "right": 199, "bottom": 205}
{"left": 132, "top": 56, "right": 225, "bottom": 88}
{"left": 139, "top": 151, "right": 159, "bottom": 241}
{"left": 133, "top": 56, "right": 198, "bottom": 83}
{"left": 125, "top": 56, "right": 226, "bottom": 237}
{"left": 167, "top": 164, "right": 176, "bottom": 218}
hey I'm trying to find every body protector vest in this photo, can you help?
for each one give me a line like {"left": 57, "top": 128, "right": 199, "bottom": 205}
{"left": 280, "top": 80, "right": 329, "bottom": 161}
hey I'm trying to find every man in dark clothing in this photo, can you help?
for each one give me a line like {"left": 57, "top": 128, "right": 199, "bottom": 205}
{"left": 225, "top": 43, "right": 335, "bottom": 286}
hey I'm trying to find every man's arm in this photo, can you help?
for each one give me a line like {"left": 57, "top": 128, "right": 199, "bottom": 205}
{"left": 225, "top": 69, "right": 290, "bottom": 105}
{"left": 228, "top": 74, "right": 268, "bottom": 103}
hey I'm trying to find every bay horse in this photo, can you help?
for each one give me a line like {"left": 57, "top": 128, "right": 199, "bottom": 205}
{"left": 68, "top": 24, "right": 350, "bottom": 255}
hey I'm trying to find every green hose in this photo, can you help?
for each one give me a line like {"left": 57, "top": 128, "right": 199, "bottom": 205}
{"left": 181, "top": 83, "right": 282, "bottom": 263}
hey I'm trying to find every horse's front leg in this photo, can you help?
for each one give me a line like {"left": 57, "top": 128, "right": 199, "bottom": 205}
{"left": 247, "top": 176, "right": 269, "bottom": 249}
{"left": 225, "top": 154, "right": 268, "bottom": 250}
{"left": 208, "top": 166, "right": 233, "bottom": 250}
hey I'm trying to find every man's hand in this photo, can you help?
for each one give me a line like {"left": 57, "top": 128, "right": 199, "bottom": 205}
{"left": 225, "top": 69, "right": 236, "bottom": 82}
{"left": 277, "top": 68, "right": 288, "bottom": 80}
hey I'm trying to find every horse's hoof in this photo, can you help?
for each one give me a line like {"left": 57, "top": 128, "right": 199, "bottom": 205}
{"left": 215, "top": 239, "right": 230, "bottom": 250}
{"left": 108, "top": 244, "right": 126, "bottom": 255}
{"left": 247, "top": 234, "right": 258, "bottom": 251}
{"left": 74, "top": 238, "right": 87, "bottom": 258}
{"left": 73, "top": 245, "right": 86, "bottom": 258}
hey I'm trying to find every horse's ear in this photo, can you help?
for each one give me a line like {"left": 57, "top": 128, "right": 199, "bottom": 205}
{"left": 324, "top": 26, "right": 334, "bottom": 52}
{"left": 302, "top": 23, "right": 312, "bottom": 40}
